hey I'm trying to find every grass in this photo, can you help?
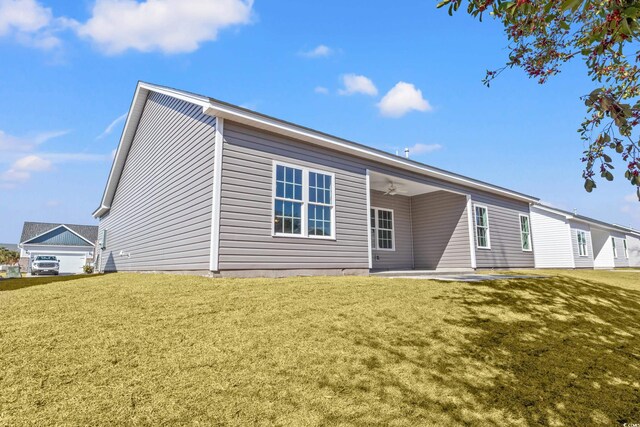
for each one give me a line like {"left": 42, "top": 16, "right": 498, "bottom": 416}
{"left": 0, "top": 270, "right": 639, "bottom": 426}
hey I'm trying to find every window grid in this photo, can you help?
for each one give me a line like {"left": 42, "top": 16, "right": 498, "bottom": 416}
{"left": 370, "top": 208, "right": 394, "bottom": 250}
{"left": 520, "top": 215, "right": 532, "bottom": 251}
{"left": 474, "top": 206, "right": 490, "bottom": 249}
{"left": 274, "top": 165, "right": 303, "bottom": 235}
{"left": 308, "top": 172, "right": 333, "bottom": 237}
{"left": 577, "top": 231, "right": 588, "bottom": 256}
{"left": 273, "top": 163, "right": 335, "bottom": 239}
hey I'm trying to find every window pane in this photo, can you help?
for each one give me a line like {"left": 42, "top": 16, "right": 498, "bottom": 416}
{"left": 276, "top": 182, "right": 284, "bottom": 198}
{"left": 477, "top": 228, "right": 487, "bottom": 247}
{"left": 324, "top": 221, "right": 331, "bottom": 236}
{"left": 295, "top": 168, "right": 302, "bottom": 185}
{"left": 274, "top": 200, "right": 302, "bottom": 235}
{"left": 309, "top": 204, "right": 332, "bottom": 236}
{"left": 276, "top": 165, "right": 284, "bottom": 182}
{"left": 294, "top": 184, "right": 302, "bottom": 201}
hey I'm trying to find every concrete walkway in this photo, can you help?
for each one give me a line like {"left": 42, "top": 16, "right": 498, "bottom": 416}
{"left": 371, "top": 270, "right": 545, "bottom": 282}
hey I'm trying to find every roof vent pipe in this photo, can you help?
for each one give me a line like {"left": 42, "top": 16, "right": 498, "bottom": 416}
{"left": 404, "top": 148, "right": 409, "bottom": 159}
{"left": 573, "top": 208, "right": 578, "bottom": 215}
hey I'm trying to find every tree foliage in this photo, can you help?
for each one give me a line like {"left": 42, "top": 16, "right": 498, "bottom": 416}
{"left": 0, "top": 247, "right": 20, "bottom": 265}
{"left": 438, "top": 0, "right": 640, "bottom": 199}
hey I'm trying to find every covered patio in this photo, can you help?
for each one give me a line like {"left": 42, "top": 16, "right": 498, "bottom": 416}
{"left": 366, "top": 170, "right": 476, "bottom": 272}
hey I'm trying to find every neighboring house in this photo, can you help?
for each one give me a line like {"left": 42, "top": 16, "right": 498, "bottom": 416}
{"left": 93, "top": 82, "right": 540, "bottom": 276}
{"left": 19, "top": 222, "right": 98, "bottom": 274}
{"left": 615, "top": 225, "right": 640, "bottom": 268}
{"left": 530, "top": 205, "right": 632, "bottom": 269}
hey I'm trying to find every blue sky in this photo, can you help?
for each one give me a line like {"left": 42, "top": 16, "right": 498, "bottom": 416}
{"left": 1, "top": 0, "right": 639, "bottom": 243}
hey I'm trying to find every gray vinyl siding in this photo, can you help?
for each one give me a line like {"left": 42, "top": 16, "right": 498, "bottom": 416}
{"left": 471, "top": 193, "right": 535, "bottom": 268}
{"left": 611, "top": 232, "right": 629, "bottom": 267}
{"left": 370, "top": 191, "right": 413, "bottom": 270}
{"left": 570, "top": 222, "right": 594, "bottom": 268}
{"left": 98, "top": 92, "right": 216, "bottom": 272}
{"left": 218, "top": 121, "right": 535, "bottom": 271}
{"left": 411, "top": 191, "right": 472, "bottom": 269}
{"left": 217, "top": 122, "right": 369, "bottom": 270}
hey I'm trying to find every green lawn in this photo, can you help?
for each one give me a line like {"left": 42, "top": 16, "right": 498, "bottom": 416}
{"left": 1, "top": 270, "right": 639, "bottom": 426}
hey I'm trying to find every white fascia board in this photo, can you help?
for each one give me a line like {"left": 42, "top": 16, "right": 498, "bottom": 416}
{"left": 201, "top": 103, "right": 538, "bottom": 204}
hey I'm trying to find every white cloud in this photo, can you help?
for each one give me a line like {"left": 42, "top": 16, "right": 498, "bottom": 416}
{"left": 0, "top": 0, "right": 68, "bottom": 49}
{"left": 0, "top": 129, "right": 111, "bottom": 188}
{"left": 407, "top": 143, "right": 442, "bottom": 155}
{"left": 45, "top": 199, "right": 61, "bottom": 207}
{"left": 314, "top": 86, "right": 329, "bottom": 95}
{"left": 377, "top": 82, "right": 432, "bottom": 118}
{"left": 0, "top": 0, "right": 51, "bottom": 35}
{"left": 338, "top": 74, "right": 378, "bottom": 96}
{"left": 13, "top": 154, "right": 52, "bottom": 171}
{"left": 97, "top": 113, "right": 127, "bottom": 139}
{"left": 0, "top": 129, "right": 69, "bottom": 152}
{"left": 76, "top": 0, "right": 254, "bottom": 54}
{"left": 301, "top": 44, "right": 332, "bottom": 58}
{"left": 621, "top": 192, "right": 640, "bottom": 226}
{"left": 1, "top": 154, "right": 51, "bottom": 184}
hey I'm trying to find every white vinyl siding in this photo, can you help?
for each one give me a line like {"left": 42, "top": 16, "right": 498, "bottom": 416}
{"left": 530, "top": 207, "right": 575, "bottom": 268}
{"left": 272, "top": 162, "right": 335, "bottom": 239}
{"left": 577, "top": 231, "right": 588, "bottom": 257}
{"left": 370, "top": 207, "right": 395, "bottom": 251}
{"left": 519, "top": 214, "right": 532, "bottom": 251}
{"left": 474, "top": 205, "right": 490, "bottom": 249}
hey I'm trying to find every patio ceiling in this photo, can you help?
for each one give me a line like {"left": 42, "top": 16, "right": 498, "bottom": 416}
{"left": 369, "top": 171, "right": 451, "bottom": 197}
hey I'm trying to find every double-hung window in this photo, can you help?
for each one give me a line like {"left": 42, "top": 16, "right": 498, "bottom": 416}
{"left": 273, "top": 163, "right": 335, "bottom": 238}
{"left": 370, "top": 208, "right": 394, "bottom": 250}
{"left": 623, "top": 239, "right": 629, "bottom": 259}
{"left": 474, "top": 205, "right": 490, "bottom": 249}
{"left": 519, "top": 214, "right": 532, "bottom": 251}
{"left": 612, "top": 237, "right": 617, "bottom": 258}
{"left": 577, "top": 231, "right": 588, "bottom": 256}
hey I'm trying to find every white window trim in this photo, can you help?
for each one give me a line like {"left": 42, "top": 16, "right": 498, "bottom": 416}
{"left": 473, "top": 204, "right": 491, "bottom": 249}
{"left": 370, "top": 206, "right": 396, "bottom": 252}
{"left": 577, "top": 230, "right": 588, "bottom": 257}
{"left": 519, "top": 214, "right": 532, "bottom": 252}
{"left": 612, "top": 237, "right": 617, "bottom": 258}
{"left": 271, "top": 161, "right": 336, "bottom": 240}
{"left": 623, "top": 239, "right": 629, "bottom": 259}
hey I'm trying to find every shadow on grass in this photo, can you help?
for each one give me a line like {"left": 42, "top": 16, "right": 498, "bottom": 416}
{"left": 0, "top": 274, "right": 93, "bottom": 292}
{"left": 321, "top": 276, "right": 640, "bottom": 425}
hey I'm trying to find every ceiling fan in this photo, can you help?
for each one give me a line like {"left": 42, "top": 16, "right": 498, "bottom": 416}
{"left": 383, "top": 182, "right": 408, "bottom": 196}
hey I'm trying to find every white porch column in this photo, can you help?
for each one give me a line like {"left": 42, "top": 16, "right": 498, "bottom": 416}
{"left": 365, "top": 169, "right": 373, "bottom": 269}
{"left": 209, "top": 117, "right": 225, "bottom": 272}
{"left": 466, "top": 195, "right": 477, "bottom": 269}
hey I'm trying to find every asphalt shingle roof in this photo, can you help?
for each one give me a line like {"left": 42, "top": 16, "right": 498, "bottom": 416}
{"left": 20, "top": 222, "right": 98, "bottom": 245}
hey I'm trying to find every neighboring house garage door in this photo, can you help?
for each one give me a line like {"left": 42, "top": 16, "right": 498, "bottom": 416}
{"left": 32, "top": 252, "right": 86, "bottom": 274}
